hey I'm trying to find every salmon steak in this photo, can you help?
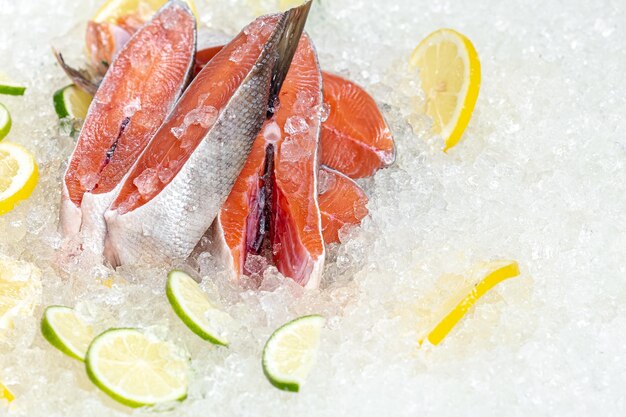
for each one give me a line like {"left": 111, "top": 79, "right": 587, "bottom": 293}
{"left": 320, "top": 71, "right": 395, "bottom": 179}
{"left": 60, "top": 0, "right": 196, "bottom": 254}
{"left": 212, "top": 33, "right": 325, "bottom": 288}
{"left": 317, "top": 165, "right": 369, "bottom": 244}
{"left": 103, "top": 3, "right": 312, "bottom": 266}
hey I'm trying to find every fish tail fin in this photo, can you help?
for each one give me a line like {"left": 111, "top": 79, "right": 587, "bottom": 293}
{"left": 268, "top": 0, "right": 313, "bottom": 114}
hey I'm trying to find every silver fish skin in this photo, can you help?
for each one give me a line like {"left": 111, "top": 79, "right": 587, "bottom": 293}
{"left": 103, "top": 1, "right": 313, "bottom": 266}
{"left": 59, "top": 0, "right": 196, "bottom": 256}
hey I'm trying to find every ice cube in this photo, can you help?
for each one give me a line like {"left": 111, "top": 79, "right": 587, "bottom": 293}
{"left": 318, "top": 168, "right": 337, "bottom": 195}
{"left": 278, "top": 136, "right": 310, "bottom": 162}
{"left": 123, "top": 97, "right": 141, "bottom": 118}
{"left": 133, "top": 168, "right": 160, "bottom": 198}
{"left": 284, "top": 116, "right": 309, "bottom": 135}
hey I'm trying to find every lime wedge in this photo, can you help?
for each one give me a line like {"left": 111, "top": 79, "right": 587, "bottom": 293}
{"left": 166, "top": 270, "right": 230, "bottom": 346}
{"left": 85, "top": 328, "right": 189, "bottom": 408}
{"left": 0, "top": 104, "right": 11, "bottom": 141}
{"left": 41, "top": 306, "right": 94, "bottom": 361}
{"left": 0, "top": 74, "right": 25, "bottom": 97}
{"left": 262, "top": 315, "right": 325, "bottom": 392}
{"left": 53, "top": 84, "right": 93, "bottom": 120}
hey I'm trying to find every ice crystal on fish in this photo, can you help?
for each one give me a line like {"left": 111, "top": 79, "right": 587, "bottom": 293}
{"left": 133, "top": 168, "right": 160, "bottom": 198}
{"left": 284, "top": 115, "right": 309, "bottom": 135}
{"left": 122, "top": 97, "right": 141, "bottom": 118}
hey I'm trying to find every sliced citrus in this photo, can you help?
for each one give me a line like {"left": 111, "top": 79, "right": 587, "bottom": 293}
{"left": 279, "top": 0, "right": 305, "bottom": 11}
{"left": 41, "top": 306, "right": 95, "bottom": 361}
{"left": 0, "top": 74, "right": 26, "bottom": 97}
{"left": 0, "top": 142, "right": 38, "bottom": 215}
{"left": 320, "top": 71, "right": 395, "bottom": 178}
{"left": 0, "top": 255, "right": 42, "bottom": 333}
{"left": 53, "top": 85, "right": 93, "bottom": 120}
{"left": 262, "top": 315, "right": 325, "bottom": 392}
{"left": 93, "top": 0, "right": 198, "bottom": 23}
{"left": 85, "top": 328, "right": 189, "bottom": 408}
{"left": 418, "top": 260, "right": 520, "bottom": 346}
{"left": 409, "top": 28, "right": 481, "bottom": 151}
{"left": 0, "top": 382, "right": 14, "bottom": 402}
{"left": 0, "top": 104, "right": 11, "bottom": 141}
{"left": 318, "top": 166, "right": 368, "bottom": 244}
{"left": 166, "top": 270, "right": 230, "bottom": 346}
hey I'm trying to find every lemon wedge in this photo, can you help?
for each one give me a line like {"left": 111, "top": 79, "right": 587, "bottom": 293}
{"left": 93, "top": 0, "right": 198, "bottom": 23}
{"left": 0, "top": 142, "right": 38, "bottom": 215}
{"left": 0, "top": 382, "right": 14, "bottom": 403}
{"left": 0, "top": 255, "right": 42, "bottom": 333}
{"left": 418, "top": 260, "right": 520, "bottom": 346}
{"left": 278, "top": 0, "right": 305, "bottom": 11}
{"left": 409, "top": 28, "right": 481, "bottom": 152}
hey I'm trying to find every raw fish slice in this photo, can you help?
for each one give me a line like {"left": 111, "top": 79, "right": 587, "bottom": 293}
{"left": 85, "top": 18, "right": 137, "bottom": 75}
{"left": 211, "top": 128, "right": 271, "bottom": 279}
{"left": 270, "top": 34, "right": 325, "bottom": 288}
{"left": 60, "top": 0, "right": 196, "bottom": 255}
{"left": 317, "top": 165, "right": 368, "bottom": 244}
{"left": 320, "top": 72, "right": 395, "bottom": 178}
{"left": 213, "top": 34, "right": 324, "bottom": 288}
{"left": 104, "top": 2, "right": 312, "bottom": 266}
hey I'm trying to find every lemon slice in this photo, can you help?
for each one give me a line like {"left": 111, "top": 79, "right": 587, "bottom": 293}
{"left": 41, "top": 306, "right": 95, "bottom": 361}
{"left": 0, "top": 142, "right": 38, "bottom": 216}
{"left": 0, "top": 104, "right": 11, "bottom": 141}
{"left": 418, "top": 260, "right": 520, "bottom": 346}
{"left": 93, "top": 0, "right": 198, "bottom": 23}
{"left": 166, "top": 270, "right": 230, "bottom": 346}
{"left": 86, "top": 328, "right": 189, "bottom": 408}
{"left": 0, "top": 255, "right": 42, "bottom": 333}
{"left": 278, "top": 0, "right": 305, "bottom": 11}
{"left": 409, "top": 28, "right": 481, "bottom": 151}
{"left": 53, "top": 85, "right": 93, "bottom": 120}
{"left": 0, "top": 382, "right": 14, "bottom": 402}
{"left": 262, "top": 315, "right": 325, "bottom": 392}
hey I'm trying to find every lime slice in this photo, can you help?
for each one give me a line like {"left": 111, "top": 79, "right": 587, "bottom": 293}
{"left": 0, "top": 142, "right": 38, "bottom": 216}
{"left": 53, "top": 85, "right": 93, "bottom": 120}
{"left": 0, "top": 104, "right": 11, "bottom": 141}
{"left": 418, "top": 260, "right": 521, "bottom": 346}
{"left": 409, "top": 28, "right": 481, "bottom": 151}
{"left": 0, "top": 74, "right": 26, "bottom": 97}
{"left": 166, "top": 270, "right": 230, "bottom": 346}
{"left": 41, "top": 306, "right": 94, "bottom": 361}
{"left": 86, "top": 328, "right": 189, "bottom": 408}
{"left": 262, "top": 315, "right": 325, "bottom": 392}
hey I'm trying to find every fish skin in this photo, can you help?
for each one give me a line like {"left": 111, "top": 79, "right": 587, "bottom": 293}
{"left": 59, "top": 0, "right": 196, "bottom": 256}
{"left": 104, "top": 1, "right": 313, "bottom": 266}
